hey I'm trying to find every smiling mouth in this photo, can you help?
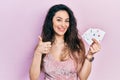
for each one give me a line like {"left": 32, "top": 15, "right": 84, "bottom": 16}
{"left": 58, "top": 27, "right": 65, "bottom": 32}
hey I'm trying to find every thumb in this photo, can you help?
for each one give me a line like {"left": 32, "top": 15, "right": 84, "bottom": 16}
{"left": 38, "top": 36, "right": 43, "bottom": 43}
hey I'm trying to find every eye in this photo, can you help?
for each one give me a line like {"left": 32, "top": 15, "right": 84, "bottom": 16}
{"left": 65, "top": 20, "right": 69, "bottom": 22}
{"left": 57, "top": 19, "right": 62, "bottom": 21}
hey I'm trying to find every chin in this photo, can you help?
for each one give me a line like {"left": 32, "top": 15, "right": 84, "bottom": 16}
{"left": 57, "top": 33, "right": 65, "bottom": 36}
{"left": 56, "top": 32, "right": 66, "bottom": 36}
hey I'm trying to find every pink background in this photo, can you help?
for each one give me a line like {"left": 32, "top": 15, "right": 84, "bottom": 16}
{"left": 0, "top": 0, "right": 120, "bottom": 80}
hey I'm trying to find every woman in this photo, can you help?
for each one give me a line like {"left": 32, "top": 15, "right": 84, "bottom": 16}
{"left": 29, "top": 4, "right": 101, "bottom": 80}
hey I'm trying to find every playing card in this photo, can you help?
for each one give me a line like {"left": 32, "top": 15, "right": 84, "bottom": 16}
{"left": 92, "top": 28, "right": 106, "bottom": 42}
{"left": 82, "top": 28, "right": 105, "bottom": 45}
{"left": 82, "top": 28, "right": 93, "bottom": 45}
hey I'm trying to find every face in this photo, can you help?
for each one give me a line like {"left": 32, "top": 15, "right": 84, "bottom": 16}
{"left": 52, "top": 10, "right": 69, "bottom": 36}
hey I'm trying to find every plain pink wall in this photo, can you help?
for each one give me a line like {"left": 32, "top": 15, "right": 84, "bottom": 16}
{"left": 0, "top": 0, "right": 120, "bottom": 80}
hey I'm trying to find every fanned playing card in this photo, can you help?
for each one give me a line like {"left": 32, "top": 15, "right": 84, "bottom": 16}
{"left": 82, "top": 28, "right": 106, "bottom": 45}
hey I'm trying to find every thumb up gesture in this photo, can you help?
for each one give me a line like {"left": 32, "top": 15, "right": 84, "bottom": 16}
{"left": 35, "top": 36, "right": 52, "bottom": 54}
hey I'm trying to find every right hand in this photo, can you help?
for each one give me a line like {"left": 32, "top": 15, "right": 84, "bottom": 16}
{"left": 35, "top": 36, "right": 51, "bottom": 54}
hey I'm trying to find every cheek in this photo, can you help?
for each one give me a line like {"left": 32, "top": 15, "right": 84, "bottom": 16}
{"left": 53, "top": 21, "right": 59, "bottom": 28}
{"left": 53, "top": 23, "right": 58, "bottom": 30}
{"left": 66, "top": 27, "right": 69, "bottom": 32}
{"left": 66, "top": 23, "right": 70, "bottom": 29}
{"left": 52, "top": 24, "right": 58, "bottom": 32}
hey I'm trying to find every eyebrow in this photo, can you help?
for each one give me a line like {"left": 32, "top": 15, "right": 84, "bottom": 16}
{"left": 56, "top": 17, "right": 69, "bottom": 20}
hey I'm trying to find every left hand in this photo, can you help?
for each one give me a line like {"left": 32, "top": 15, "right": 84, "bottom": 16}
{"left": 88, "top": 38, "right": 101, "bottom": 55}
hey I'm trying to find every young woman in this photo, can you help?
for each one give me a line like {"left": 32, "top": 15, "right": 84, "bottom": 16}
{"left": 29, "top": 4, "right": 101, "bottom": 80}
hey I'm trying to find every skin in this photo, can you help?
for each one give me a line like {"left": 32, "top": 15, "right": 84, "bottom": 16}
{"left": 29, "top": 10, "right": 101, "bottom": 80}
{"left": 50, "top": 10, "right": 70, "bottom": 61}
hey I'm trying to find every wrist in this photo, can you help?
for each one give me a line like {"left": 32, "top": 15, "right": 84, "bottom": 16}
{"left": 86, "top": 54, "right": 94, "bottom": 62}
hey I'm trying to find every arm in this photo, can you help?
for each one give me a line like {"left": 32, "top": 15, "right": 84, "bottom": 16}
{"left": 29, "top": 36, "right": 51, "bottom": 80}
{"left": 79, "top": 54, "right": 94, "bottom": 80}
{"left": 29, "top": 51, "right": 42, "bottom": 80}
{"left": 79, "top": 39, "right": 101, "bottom": 80}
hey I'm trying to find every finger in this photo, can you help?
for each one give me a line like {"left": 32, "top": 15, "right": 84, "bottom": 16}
{"left": 44, "top": 45, "right": 52, "bottom": 49}
{"left": 89, "top": 47, "right": 94, "bottom": 53}
{"left": 45, "top": 42, "right": 51, "bottom": 45}
{"left": 92, "top": 45, "right": 99, "bottom": 52}
{"left": 44, "top": 42, "right": 52, "bottom": 47}
{"left": 92, "top": 43, "right": 100, "bottom": 50}
{"left": 91, "top": 40, "right": 100, "bottom": 49}
{"left": 90, "top": 47, "right": 98, "bottom": 54}
{"left": 38, "top": 36, "right": 43, "bottom": 45}
{"left": 48, "top": 46, "right": 52, "bottom": 51}
{"left": 93, "top": 42, "right": 101, "bottom": 49}
{"left": 92, "top": 38, "right": 99, "bottom": 43}
{"left": 38, "top": 36, "right": 43, "bottom": 42}
{"left": 92, "top": 44, "right": 101, "bottom": 53}
{"left": 44, "top": 48, "right": 50, "bottom": 53}
{"left": 47, "top": 44, "right": 52, "bottom": 48}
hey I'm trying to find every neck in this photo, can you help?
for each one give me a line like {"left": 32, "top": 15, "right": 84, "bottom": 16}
{"left": 54, "top": 35, "right": 64, "bottom": 45}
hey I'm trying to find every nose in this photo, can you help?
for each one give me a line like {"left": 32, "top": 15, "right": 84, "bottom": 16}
{"left": 62, "top": 22, "right": 66, "bottom": 27}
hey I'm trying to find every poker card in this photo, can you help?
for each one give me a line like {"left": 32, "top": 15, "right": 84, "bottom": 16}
{"left": 82, "top": 28, "right": 93, "bottom": 45}
{"left": 82, "top": 28, "right": 106, "bottom": 45}
{"left": 91, "top": 28, "right": 106, "bottom": 42}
